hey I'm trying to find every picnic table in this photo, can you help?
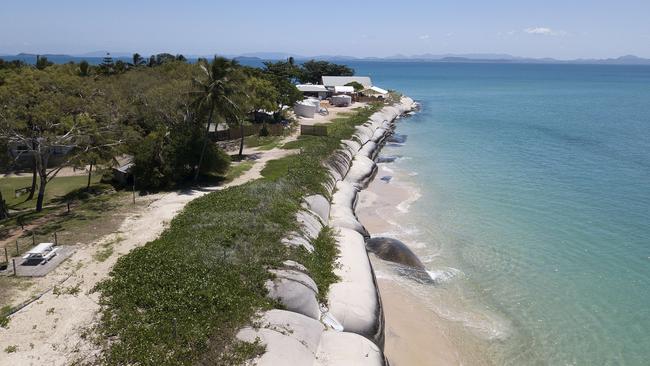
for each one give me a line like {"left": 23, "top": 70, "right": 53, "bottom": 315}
{"left": 22, "top": 242, "right": 58, "bottom": 264}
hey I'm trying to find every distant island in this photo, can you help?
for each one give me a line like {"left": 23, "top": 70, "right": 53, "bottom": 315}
{"left": 2, "top": 51, "right": 650, "bottom": 66}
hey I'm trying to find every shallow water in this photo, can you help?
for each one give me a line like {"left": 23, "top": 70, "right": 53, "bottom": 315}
{"left": 350, "top": 61, "right": 650, "bottom": 365}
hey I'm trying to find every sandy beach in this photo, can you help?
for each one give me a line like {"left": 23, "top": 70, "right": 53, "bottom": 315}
{"left": 358, "top": 163, "right": 490, "bottom": 366}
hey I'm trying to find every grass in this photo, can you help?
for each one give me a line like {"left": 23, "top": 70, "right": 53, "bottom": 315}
{"left": 224, "top": 161, "right": 254, "bottom": 182}
{"left": 4, "top": 345, "right": 17, "bottom": 353}
{"left": 0, "top": 173, "right": 102, "bottom": 210}
{"left": 0, "top": 305, "right": 11, "bottom": 328}
{"left": 296, "top": 227, "right": 340, "bottom": 302}
{"left": 244, "top": 135, "right": 283, "bottom": 151}
{"left": 93, "top": 102, "right": 386, "bottom": 365}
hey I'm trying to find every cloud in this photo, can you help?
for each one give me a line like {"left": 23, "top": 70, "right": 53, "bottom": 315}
{"left": 524, "top": 27, "right": 567, "bottom": 36}
{"left": 418, "top": 34, "right": 430, "bottom": 40}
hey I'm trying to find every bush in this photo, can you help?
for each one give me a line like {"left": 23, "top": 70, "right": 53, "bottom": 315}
{"left": 95, "top": 104, "right": 385, "bottom": 365}
{"left": 133, "top": 125, "right": 230, "bottom": 190}
{"left": 345, "top": 81, "right": 364, "bottom": 92}
{"left": 259, "top": 124, "right": 269, "bottom": 137}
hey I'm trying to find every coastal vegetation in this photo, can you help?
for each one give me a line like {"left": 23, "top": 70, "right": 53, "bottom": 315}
{"left": 0, "top": 54, "right": 354, "bottom": 206}
{"left": 0, "top": 52, "right": 372, "bottom": 364}
{"left": 92, "top": 103, "right": 383, "bottom": 365}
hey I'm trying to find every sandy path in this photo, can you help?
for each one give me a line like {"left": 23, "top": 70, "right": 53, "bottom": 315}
{"left": 0, "top": 142, "right": 298, "bottom": 365}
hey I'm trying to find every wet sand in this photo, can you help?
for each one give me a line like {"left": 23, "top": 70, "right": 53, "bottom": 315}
{"left": 358, "top": 164, "right": 489, "bottom": 366}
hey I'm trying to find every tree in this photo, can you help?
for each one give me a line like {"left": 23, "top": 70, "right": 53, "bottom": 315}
{"left": 35, "top": 55, "right": 53, "bottom": 70}
{"left": 78, "top": 60, "right": 90, "bottom": 77}
{"left": 100, "top": 53, "right": 115, "bottom": 75}
{"left": 0, "top": 66, "right": 121, "bottom": 211}
{"left": 130, "top": 53, "right": 145, "bottom": 67}
{"left": 0, "top": 191, "right": 7, "bottom": 220}
{"left": 263, "top": 60, "right": 302, "bottom": 121}
{"left": 345, "top": 81, "right": 364, "bottom": 92}
{"left": 298, "top": 60, "right": 354, "bottom": 84}
{"left": 191, "top": 57, "right": 246, "bottom": 174}
{"left": 0, "top": 139, "right": 9, "bottom": 219}
{"left": 114, "top": 60, "right": 128, "bottom": 73}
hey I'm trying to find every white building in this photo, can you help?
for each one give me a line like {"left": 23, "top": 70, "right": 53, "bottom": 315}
{"left": 321, "top": 76, "right": 373, "bottom": 88}
{"left": 296, "top": 84, "right": 328, "bottom": 99}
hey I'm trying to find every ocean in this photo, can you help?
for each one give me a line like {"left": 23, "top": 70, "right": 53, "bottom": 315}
{"left": 349, "top": 61, "right": 650, "bottom": 365}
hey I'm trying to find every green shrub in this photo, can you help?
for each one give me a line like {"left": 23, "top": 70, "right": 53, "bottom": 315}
{"left": 345, "top": 81, "right": 364, "bottom": 92}
{"left": 0, "top": 305, "right": 11, "bottom": 328}
{"left": 95, "top": 104, "right": 385, "bottom": 365}
{"left": 133, "top": 125, "right": 230, "bottom": 190}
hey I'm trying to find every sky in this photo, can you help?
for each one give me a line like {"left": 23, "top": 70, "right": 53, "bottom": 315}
{"left": 1, "top": 0, "right": 649, "bottom": 59}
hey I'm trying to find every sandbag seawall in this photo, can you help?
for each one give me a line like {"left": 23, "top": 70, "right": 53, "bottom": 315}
{"left": 237, "top": 97, "right": 417, "bottom": 366}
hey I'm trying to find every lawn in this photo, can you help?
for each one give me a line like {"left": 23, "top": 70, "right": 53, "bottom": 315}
{"left": 0, "top": 173, "right": 102, "bottom": 210}
{"left": 244, "top": 135, "right": 283, "bottom": 151}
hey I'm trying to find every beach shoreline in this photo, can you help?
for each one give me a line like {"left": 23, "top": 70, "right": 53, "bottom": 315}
{"left": 356, "top": 138, "right": 491, "bottom": 366}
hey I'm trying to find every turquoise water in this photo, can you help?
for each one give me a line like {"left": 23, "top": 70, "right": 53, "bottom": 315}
{"left": 349, "top": 62, "right": 650, "bottom": 365}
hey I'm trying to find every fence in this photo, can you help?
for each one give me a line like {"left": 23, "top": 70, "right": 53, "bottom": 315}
{"left": 300, "top": 125, "right": 328, "bottom": 137}
{"left": 210, "top": 124, "right": 285, "bottom": 141}
{"left": 1, "top": 230, "right": 62, "bottom": 268}
{"left": 357, "top": 96, "right": 386, "bottom": 103}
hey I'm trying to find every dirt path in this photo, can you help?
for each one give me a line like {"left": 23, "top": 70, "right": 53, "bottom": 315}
{"left": 0, "top": 140, "right": 298, "bottom": 365}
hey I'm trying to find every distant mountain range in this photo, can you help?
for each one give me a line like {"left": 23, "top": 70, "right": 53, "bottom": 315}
{"left": 2, "top": 52, "right": 650, "bottom": 66}
{"left": 234, "top": 52, "right": 650, "bottom": 65}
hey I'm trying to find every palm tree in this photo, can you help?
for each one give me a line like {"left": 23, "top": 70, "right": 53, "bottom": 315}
{"left": 190, "top": 56, "right": 246, "bottom": 180}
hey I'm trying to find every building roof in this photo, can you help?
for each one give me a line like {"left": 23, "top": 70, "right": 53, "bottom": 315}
{"left": 321, "top": 76, "right": 372, "bottom": 88}
{"left": 113, "top": 154, "right": 134, "bottom": 173}
{"left": 369, "top": 86, "right": 389, "bottom": 94}
{"left": 333, "top": 85, "right": 355, "bottom": 93}
{"left": 296, "top": 84, "right": 328, "bottom": 92}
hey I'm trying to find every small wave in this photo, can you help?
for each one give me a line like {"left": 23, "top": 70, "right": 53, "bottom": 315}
{"left": 376, "top": 221, "right": 421, "bottom": 237}
{"left": 419, "top": 253, "right": 440, "bottom": 263}
{"left": 426, "top": 267, "right": 463, "bottom": 283}
{"left": 396, "top": 190, "right": 422, "bottom": 212}
{"left": 381, "top": 165, "right": 395, "bottom": 174}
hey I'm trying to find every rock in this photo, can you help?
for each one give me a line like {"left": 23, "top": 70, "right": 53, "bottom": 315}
{"left": 376, "top": 155, "right": 398, "bottom": 163}
{"left": 366, "top": 237, "right": 426, "bottom": 271}
{"left": 387, "top": 134, "right": 407, "bottom": 144}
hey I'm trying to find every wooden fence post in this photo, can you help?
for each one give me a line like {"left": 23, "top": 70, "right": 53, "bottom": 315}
{"left": 12, "top": 259, "right": 16, "bottom": 276}
{"left": 32, "top": 232, "right": 35, "bottom": 246}
{"left": 4, "top": 247, "right": 7, "bottom": 263}
{"left": 15, "top": 240, "right": 19, "bottom": 256}
{"left": 54, "top": 232, "right": 58, "bottom": 245}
